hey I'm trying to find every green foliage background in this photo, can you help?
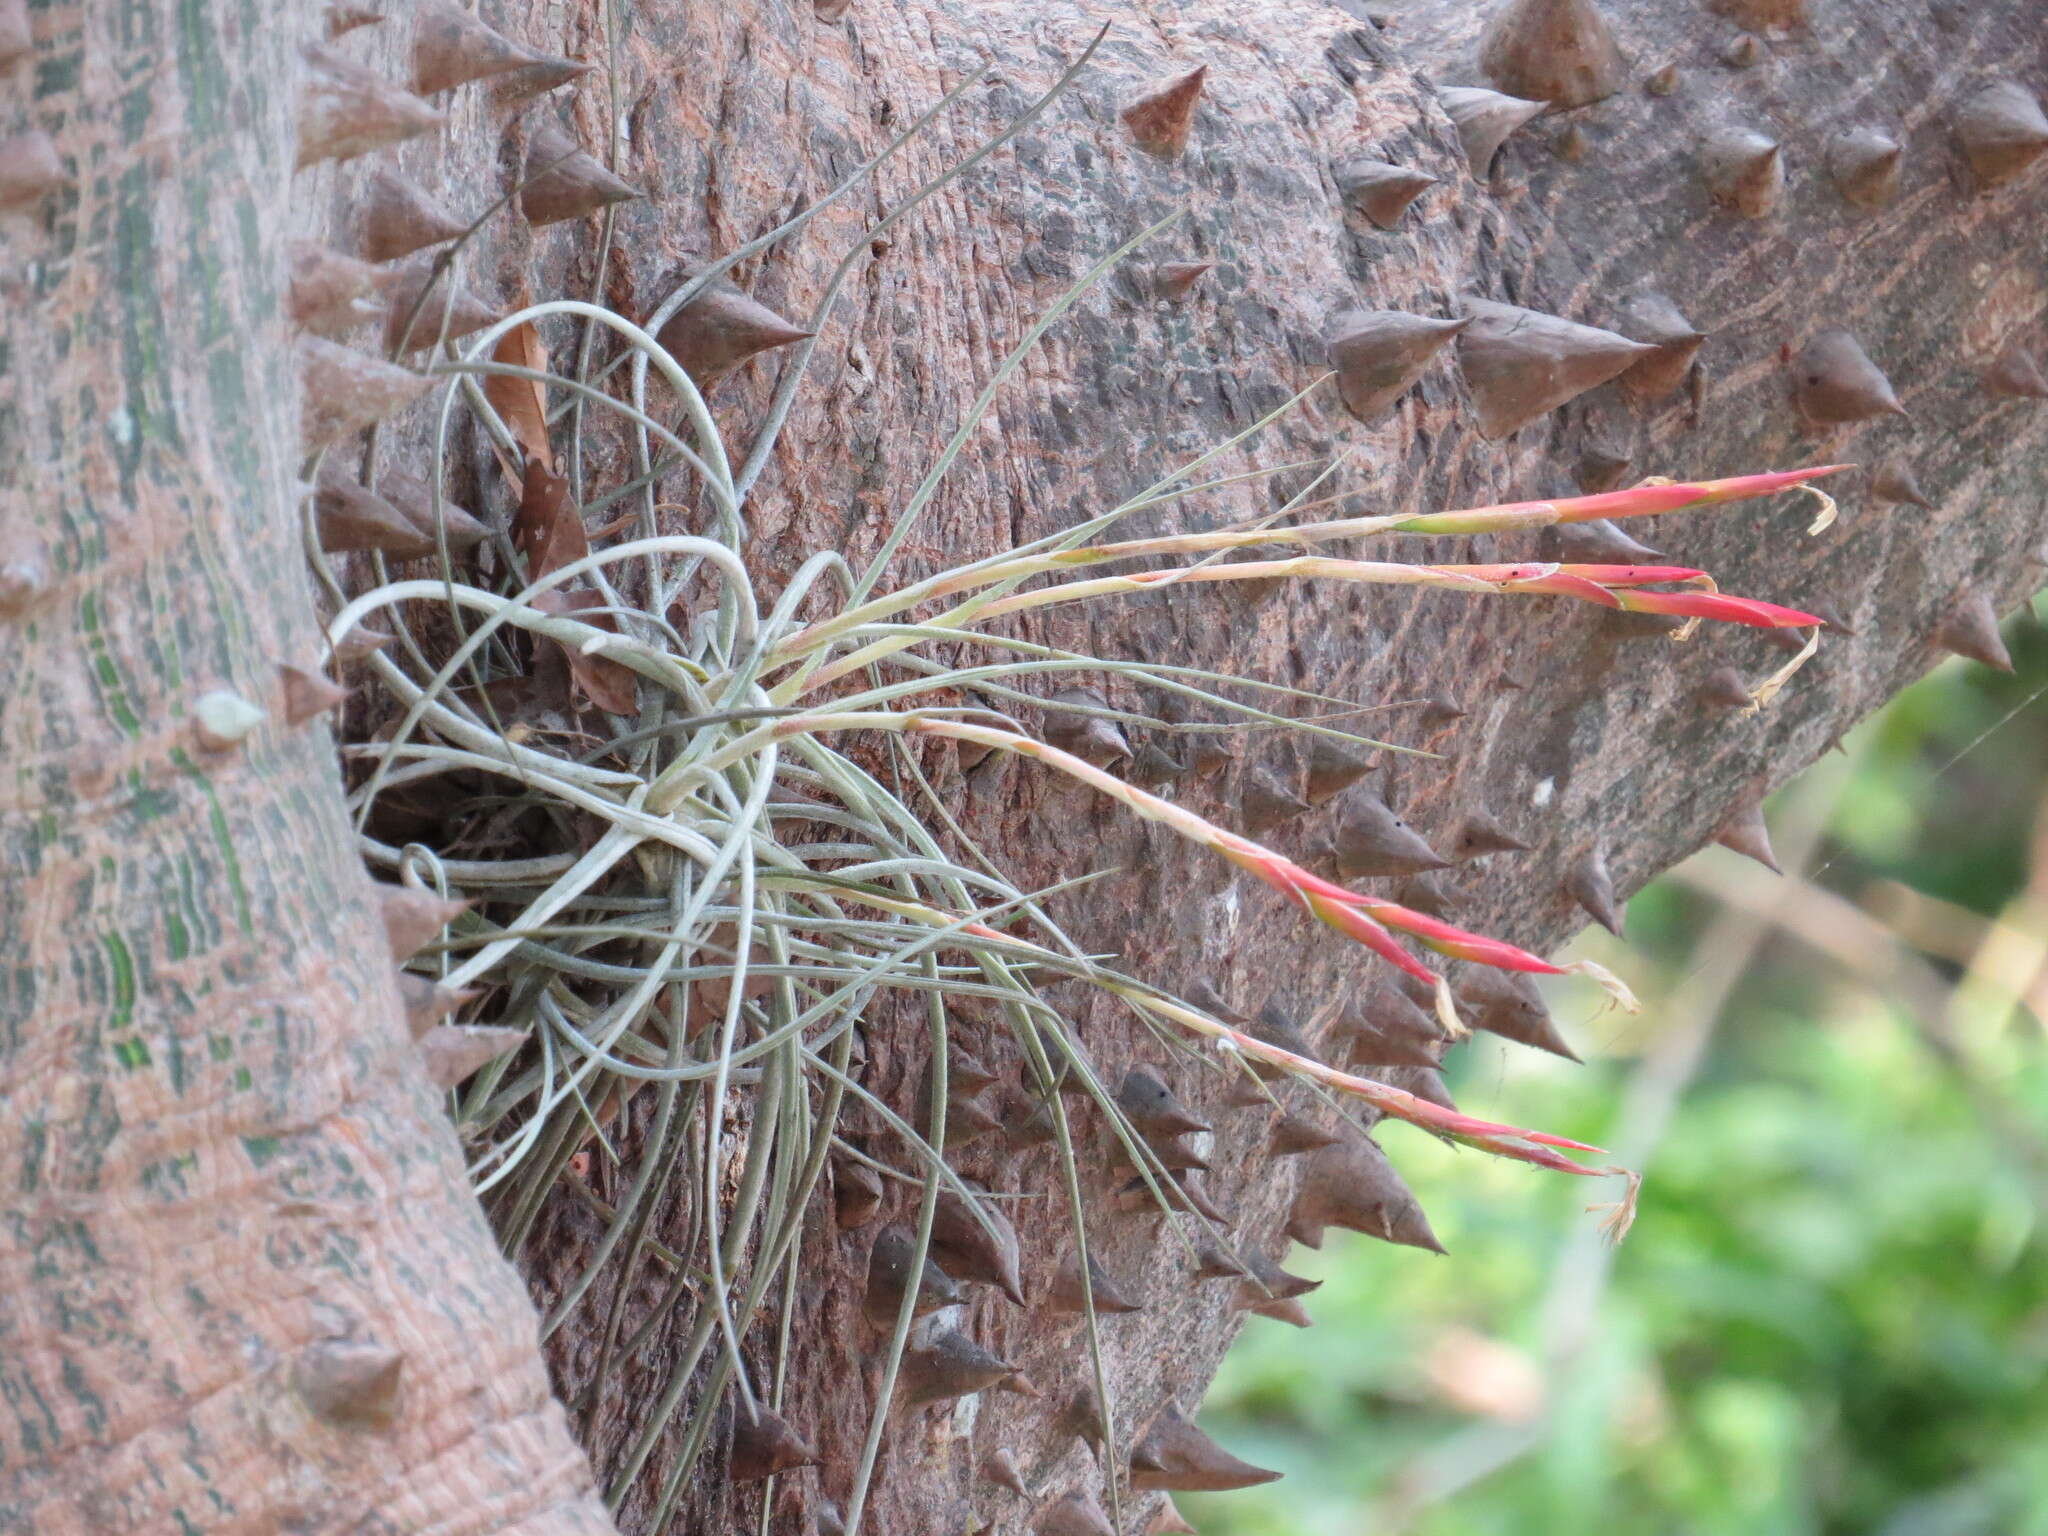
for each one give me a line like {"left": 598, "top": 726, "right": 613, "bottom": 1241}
{"left": 1191, "top": 614, "right": 2048, "bottom": 1536}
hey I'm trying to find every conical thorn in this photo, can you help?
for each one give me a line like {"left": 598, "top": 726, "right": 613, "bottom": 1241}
{"left": 522, "top": 120, "right": 643, "bottom": 227}
{"left": 1933, "top": 587, "right": 2014, "bottom": 672}
{"left": 1439, "top": 86, "right": 1546, "bottom": 178}
{"left": 1122, "top": 67, "right": 1207, "bottom": 158}
{"left": 1955, "top": 81, "right": 2048, "bottom": 190}
{"left": 279, "top": 663, "right": 347, "bottom": 726}
{"left": 292, "top": 1339, "right": 404, "bottom": 1428}
{"left": 653, "top": 272, "right": 814, "bottom": 386}
{"left": 296, "top": 45, "right": 443, "bottom": 169}
{"left": 411, "top": 0, "right": 546, "bottom": 95}
{"left": 1328, "top": 310, "right": 1470, "bottom": 422}
{"left": 1566, "top": 845, "right": 1623, "bottom": 935}
{"left": 418, "top": 1023, "right": 524, "bottom": 1088}
{"left": 1477, "top": 0, "right": 1627, "bottom": 109}
{"left": 1699, "top": 126, "right": 1784, "bottom": 218}
{"left": 1333, "top": 158, "right": 1437, "bottom": 228}
{"left": 1458, "top": 298, "right": 1654, "bottom": 438}
{"left": 1713, "top": 793, "right": 1782, "bottom": 872}
{"left": 1130, "top": 1404, "right": 1283, "bottom": 1492}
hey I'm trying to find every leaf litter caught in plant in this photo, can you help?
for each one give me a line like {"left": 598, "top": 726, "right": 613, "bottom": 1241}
{"left": 513, "top": 454, "right": 639, "bottom": 713}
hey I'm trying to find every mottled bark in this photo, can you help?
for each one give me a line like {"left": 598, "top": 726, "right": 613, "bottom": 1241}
{"left": 6, "top": 0, "right": 2044, "bottom": 1533}
{"left": 0, "top": 2, "right": 607, "bottom": 1532}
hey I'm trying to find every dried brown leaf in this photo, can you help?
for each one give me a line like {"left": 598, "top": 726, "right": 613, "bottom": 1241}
{"left": 532, "top": 588, "right": 639, "bottom": 715}
{"left": 514, "top": 455, "right": 587, "bottom": 578}
{"left": 513, "top": 459, "right": 636, "bottom": 715}
{"left": 485, "top": 321, "right": 553, "bottom": 473}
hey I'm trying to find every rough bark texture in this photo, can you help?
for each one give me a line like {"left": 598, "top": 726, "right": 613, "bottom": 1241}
{"left": 7, "top": 0, "right": 2044, "bottom": 1533}
{"left": 0, "top": 2, "right": 609, "bottom": 1532}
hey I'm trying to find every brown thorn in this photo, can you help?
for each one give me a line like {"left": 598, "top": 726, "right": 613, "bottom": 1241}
{"left": 1152, "top": 261, "right": 1214, "bottom": 302}
{"left": 1477, "top": 0, "right": 1627, "bottom": 109}
{"left": 1129, "top": 1404, "right": 1283, "bottom": 1491}
{"left": 279, "top": 663, "right": 347, "bottom": 726}
{"left": 1327, "top": 310, "right": 1470, "bottom": 422}
{"left": 982, "top": 1448, "right": 1030, "bottom": 1498}
{"left": 1454, "top": 806, "right": 1530, "bottom": 859}
{"left": 314, "top": 464, "right": 437, "bottom": 559}
{"left": 1122, "top": 66, "right": 1207, "bottom": 158}
{"left": 1305, "top": 737, "right": 1371, "bottom": 805}
{"left": 1291, "top": 1137, "right": 1446, "bottom": 1254}
{"left": 1870, "top": 455, "right": 1933, "bottom": 508}
{"left": 864, "top": 1226, "right": 964, "bottom": 1326}
{"left": 377, "top": 882, "right": 468, "bottom": 960}
{"left": 1791, "top": 329, "right": 1904, "bottom": 425}
{"left": 1116, "top": 1066, "right": 1212, "bottom": 1139}
{"left": 1458, "top": 970, "right": 1582, "bottom": 1063}
{"left": 1933, "top": 586, "right": 2015, "bottom": 672}
{"left": 1826, "top": 125, "right": 1903, "bottom": 210}
{"left": 1565, "top": 845, "right": 1624, "bottom": 935}
{"left": 1458, "top": 298, "right": 1654, "bottom": 438}
{"left": 650, "top": 274, "right": 817, "bottom": 386}
{"left": 522, "top": 120, "right": 644, "bottom": 227}
{"left": 1613, "top": 290, "right": 1706, "bottom": 408}
{"left": 1439, "top": 85, "right": 1547, "bottom": 178}
{"left": 729, "top": 1404, "right": 818, "bottom": 1483}
{"left": 1699, "top": 125, "right": 1784, "bottom": 218}
{"left": 1269, "top": 1113, "right": 1341, "bottom": 1157}
{"left": 299, "top": 337, "right": 430, "bottom": 451}
{"left": 1553, "top": 517, "right": 1658, "bottom": 562}
{"left": 1042, "top": 687, "right": 1133, "bottom": 768}
{"left": 412, "top": 0, "right": 546, "bottom": 95}
{"left": 293, "top": 1339, "right": 404, "bottom": 1429}
{"left": 358, "top": 169, "right": 469, "bottom": 262}
{"left": 1034, "top": 1490, "right": 1117, "bottom": 1536}
{"left": 287, "top": 244, "right": 385, "bottom": 338}
{"left": 1238, "top": 766, "right": 1309, "bottom": 836}
{"left": 1985, "top": 344, "right": 2048, "bottom": 400}
{"left": 1955, "top": 80, "right": 2048, "bottom": 191}
{"left": 418, "top": 1023, "right": 524, "bottom": 1089}
{"left": 396, "top": 971, "right": 478, "bottom": 1039}
{"left": 379, "top": 255, "right": 502, "bottom": 355}
{"left": 1712, "top": 792, "right": 1782, "bottom": 872}
{"left": 1334, "top": 790, "right": 1450, "bottom": 878}
{"left": 900, "top": 1328, "right": 1016, "bottom": 1406}
{"left": 1248, "top": 1294, "right": 1315, "bottom": 1328}
{"left": 1721, "top": 31, "right": 1765, "bottom": 68}
{"left": 491, "top": 53, "right": 595, "bottom": 105}
{"left": 1147, "top": 1495, "right": 1199, "bottom": 1535}
{"left": 832, "top": 1153, "right": 884, "bottom": 1229}
{"left": 377, "top": 467, "right": 490, "bottom": 553}
{"left": 1048, "top": 1250, "right": 1144, "bottom": 1315}
{"left": 295, "top": 45, "right": 444, "bottom": 169}
{"left": 1332, "top": 158, "right": 1437, "bottom": 229}
{"left": 931, "top": 1183, "right": 1027, "bottom": 1306}
{"left": 1699, "top": 666, "right": 1755, "bottom": 711}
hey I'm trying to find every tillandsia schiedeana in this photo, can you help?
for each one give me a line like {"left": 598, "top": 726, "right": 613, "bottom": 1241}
{"left": 297, "top": 30, "right": 1851, "bottom": 1528}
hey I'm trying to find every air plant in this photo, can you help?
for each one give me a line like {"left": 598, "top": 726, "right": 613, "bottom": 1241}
{"left": 307, "top": 33, "right": 1846, "bottom": 1534}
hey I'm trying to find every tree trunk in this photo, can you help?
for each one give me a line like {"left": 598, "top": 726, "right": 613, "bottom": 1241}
{"left": 5, "top": 0, "right": 2043, "bottom": 1533}
{"left": 0, "top": 2, "right": 609, "bottom": 1532}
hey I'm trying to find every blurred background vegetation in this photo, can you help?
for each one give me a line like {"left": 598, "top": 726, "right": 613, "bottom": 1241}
{"left": 1190, "top": 609, "right": 2048, "bottom": 1536}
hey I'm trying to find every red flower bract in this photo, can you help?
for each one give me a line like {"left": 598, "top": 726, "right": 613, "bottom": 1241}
{"left": 1612, "top": 589, "right": 1821, "bottom": 628}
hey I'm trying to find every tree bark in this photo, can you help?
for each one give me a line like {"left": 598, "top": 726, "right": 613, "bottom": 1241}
{"left": 6, "top": 0, "right": 2043, "bottom": 1533}
{"left": 0, "top": 2, "right": 609, "bottom": 1531}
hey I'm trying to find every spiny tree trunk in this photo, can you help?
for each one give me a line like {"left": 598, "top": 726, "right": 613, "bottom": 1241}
{"left": 5, "top": 1, "right": 2043, "bottom": 1534}
{"left": 0, "top": 3, "right": 609, "bottom": 1533}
